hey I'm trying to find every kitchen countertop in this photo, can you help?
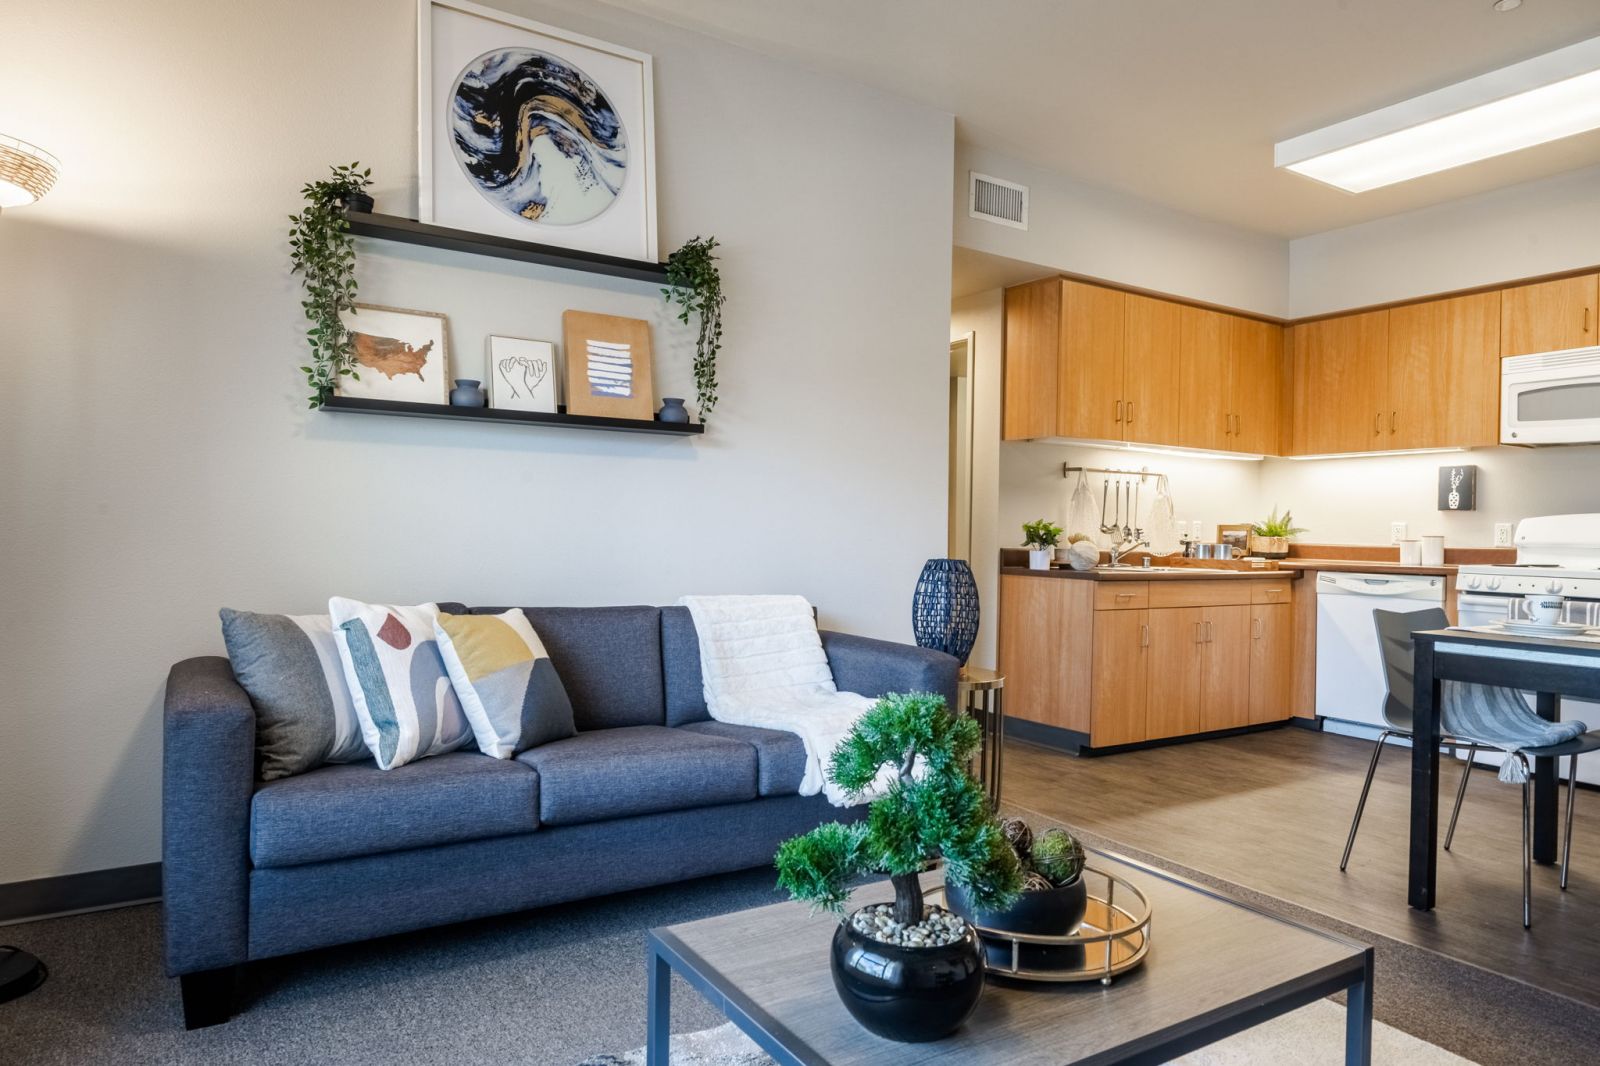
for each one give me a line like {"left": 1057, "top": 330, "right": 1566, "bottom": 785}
{"left": 1278, "top": 560, "right": 1456, "bottom": 576}
{"left": 1001, "top": 565, "right": 1301, "bottom": 582}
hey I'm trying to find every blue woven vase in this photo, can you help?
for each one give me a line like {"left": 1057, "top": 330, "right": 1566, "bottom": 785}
{"left": 911, "top": 559, "right": 980, "bottom": 666}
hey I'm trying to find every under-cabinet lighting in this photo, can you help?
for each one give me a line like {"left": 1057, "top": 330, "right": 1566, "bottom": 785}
{"left": 1275, "top": 36, "right": 1600, "bottom": 193}
{"left": 1284, "top": 447, "right": 1468, "bottom": 461}
{"left": 1037, "top": 438, "right": 1266, "bottom": 462}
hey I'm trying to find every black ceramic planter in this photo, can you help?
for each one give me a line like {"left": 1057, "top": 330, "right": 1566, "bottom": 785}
{"left": 829, "top": 909, "right": 984, "bottom": 1043}
{"left": 947, "top": 877, "right": 1089, "bottom": 971}
{"left": 341, "top": 191, "right": 375, "bottom": 214}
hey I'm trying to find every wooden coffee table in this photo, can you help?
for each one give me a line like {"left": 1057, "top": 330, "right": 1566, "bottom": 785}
{"left": 647, "top": 848, "right": 1373, "bottom": 1065}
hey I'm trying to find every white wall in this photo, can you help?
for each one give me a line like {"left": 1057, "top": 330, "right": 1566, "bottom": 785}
{"left": 1289, "top": 164, "right": 1600, "bottom": 318}
{"left": 0, "top": 0, "right": 955, "bottom": 885}
{"left": 955, "top": 144, "right": 1291, "bottom": 318}
{"left": 950, "top": 291, "right": 1003, "bottom": 667}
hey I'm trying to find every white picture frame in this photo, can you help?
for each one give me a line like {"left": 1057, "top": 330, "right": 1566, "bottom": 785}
{"left": 417, "top": 0, "right": 658, "bottom": 261}
{"left": 488, "top": 335, "right": 559, "bottom": 413}
{"left": 336, "top": 304, "right": 450, "bottom": 404}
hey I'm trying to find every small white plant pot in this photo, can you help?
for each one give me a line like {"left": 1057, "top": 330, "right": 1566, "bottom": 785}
{"left": 1028, "top": 549, "right": 1053, "bottom": 570}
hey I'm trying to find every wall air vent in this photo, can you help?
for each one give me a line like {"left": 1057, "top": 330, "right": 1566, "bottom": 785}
{"left": 968, "top": 171, "right": 1028, "bottom": 229}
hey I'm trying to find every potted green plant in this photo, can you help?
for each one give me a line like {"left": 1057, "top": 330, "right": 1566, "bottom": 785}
{"left": 1022, "top": 519, "right": 1063, "bottom": 570}
{"left": 289, "top": 162, "right": 374, "bottom": 407}
{"left": 774, "top": 692, "right": 1022, "bottom": 1043}
{"left": 662, "top": 235, "right": 724, "bottom": 424}
{"left": 947, "top": 818, "right": 1088, "bottom": 971}
{"left": 1249, "top": 506, "right": 1307, "bottom": 559}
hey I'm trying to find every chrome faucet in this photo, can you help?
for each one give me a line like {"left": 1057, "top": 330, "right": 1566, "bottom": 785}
{"left": 1108, "top": 531, "right": 1149, "bottom": 567}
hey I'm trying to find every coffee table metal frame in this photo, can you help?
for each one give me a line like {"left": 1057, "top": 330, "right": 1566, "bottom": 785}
{"left": 646, "top": 847, "right": 1373, "bottom": 1065}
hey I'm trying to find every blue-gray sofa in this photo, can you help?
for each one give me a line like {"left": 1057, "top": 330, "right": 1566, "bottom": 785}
{"left": 163, "top": 603, "right": 957, "bottom": 1027}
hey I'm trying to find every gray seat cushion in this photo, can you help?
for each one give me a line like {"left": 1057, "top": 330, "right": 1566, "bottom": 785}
{"left": 679, "top": 721, "right": 807, "bottom": 797}
{"left": 250, "top": 752, "right": 539, "bottom": 868}
{"left": 471, "top": 606, "right": 664, "bottom": 731}
{"left": 516, "top": 725, "right": 757, "bottom": 826}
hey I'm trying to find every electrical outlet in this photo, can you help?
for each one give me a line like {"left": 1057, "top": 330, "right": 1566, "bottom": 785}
{"left": 1494, "top": 523, "right": 1514, "bottom": 547}
{"left": 1390, "top": 521, "right": 1408, "bottom": 544}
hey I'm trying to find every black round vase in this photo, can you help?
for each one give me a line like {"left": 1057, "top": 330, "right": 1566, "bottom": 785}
{"left": 946, "top": 877, "right": 1088, "bottom": 972}
{"left": 341, "top": 191, "right": 375, "bottom": 214}
{"left": 829, "top": 910, "right": 984, "bottom": 1043}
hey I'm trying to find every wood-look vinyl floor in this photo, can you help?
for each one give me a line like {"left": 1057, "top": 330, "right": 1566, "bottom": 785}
{"left": 1002, "top": 725, "right": 1600, "bottom": 1008}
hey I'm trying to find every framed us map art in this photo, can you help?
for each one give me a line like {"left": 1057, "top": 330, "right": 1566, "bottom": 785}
{"left": 418, "top": 0, "right": 658, "bottom": 261}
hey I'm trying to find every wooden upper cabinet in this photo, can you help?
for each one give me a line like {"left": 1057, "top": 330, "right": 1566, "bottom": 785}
{"left": 1387, "top": 292, "right": 1501, "bottom": 450}
{"left": 1288, "top": 310, "right": 1390, "bottom": 455}
{"left": 1058, "top": 280, "right": 1126, "bottom": 441}
{"left": 1002, "top": 279, "right": 1061, "bottom": 440}
{"left": 1178, "top": 307, "right": 1231, "bottom": 451}
{"left": 1122, "top": 293, "right": 1182, "bottom": 446}
{"left": 1230, "top": 318, "right": 1283, "bottom": 455}
{"left": 1501, "top": 273, "right": 1598, "bottom": 357}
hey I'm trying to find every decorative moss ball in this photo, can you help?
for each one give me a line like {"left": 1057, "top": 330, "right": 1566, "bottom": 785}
{"left": 1031, "top": 828, "right": 1086, "bottom": 886}
{"left": 1021, "top": 871, "right": 1055, "bottom": 893}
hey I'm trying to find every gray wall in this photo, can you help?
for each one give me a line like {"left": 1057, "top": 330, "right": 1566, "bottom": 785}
{"left": 0, "top": 0, "right": 955, "bottom": 884}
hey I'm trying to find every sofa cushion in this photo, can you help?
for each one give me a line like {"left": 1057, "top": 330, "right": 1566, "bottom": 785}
{"left": 678, "top": 721, "right": 807, "bottom": 797}
{"left": 250, "top": 752, "right": 538, "bottom": 868}
{"left": 516, "top": 725, "right": 757, "bottom": 826}
{"left": 471, "top": 606, "right": 664, "bottom": 731}
{"left": 661, "top": 606, "right": 709, "bottom": 726}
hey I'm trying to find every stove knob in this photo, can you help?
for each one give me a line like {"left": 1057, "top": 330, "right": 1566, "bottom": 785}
{"left": 1487, "top": 577, "right": 1503, "bottom": 591}
{"left": 1467, "top": 576, "right": 1481, "bottom": 590}
{"left": 1550, "top": 581, "right": 1565, "bottom": 595}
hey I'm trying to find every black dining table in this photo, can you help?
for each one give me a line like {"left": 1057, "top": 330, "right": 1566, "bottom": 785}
{"left": 1409, "top": 627, "right": 1600, "bottom": 910}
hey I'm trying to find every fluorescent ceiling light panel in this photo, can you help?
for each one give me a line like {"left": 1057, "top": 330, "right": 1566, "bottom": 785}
{"left": 1276, "top": 36, "right": 1600, "bottom": 193}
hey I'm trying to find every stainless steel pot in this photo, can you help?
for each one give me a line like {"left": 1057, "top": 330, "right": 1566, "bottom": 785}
{"left": 1192, "top": 542, "right": 1237, "bottom": 561}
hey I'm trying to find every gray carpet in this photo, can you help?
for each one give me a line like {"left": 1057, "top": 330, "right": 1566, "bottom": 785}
{"left": 0, "top": 868, "right": 785, "bottom": 1065}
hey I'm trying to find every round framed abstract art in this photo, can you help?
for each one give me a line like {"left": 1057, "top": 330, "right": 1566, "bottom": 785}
{"left": 420, "top": 0, "right": 657, "bottom": 260}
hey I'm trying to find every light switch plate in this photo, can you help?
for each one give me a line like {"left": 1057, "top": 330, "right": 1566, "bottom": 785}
{"left": 1390, "top": 521, "right": 1408, "bottom": 544}
{"left": 1494, "top": 523, "right": 1514, "bottom": 546}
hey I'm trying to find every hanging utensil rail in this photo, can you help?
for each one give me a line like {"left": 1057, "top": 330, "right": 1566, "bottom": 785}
{"left": 1063, "top": 464, "right": 1163, "bottom": 481}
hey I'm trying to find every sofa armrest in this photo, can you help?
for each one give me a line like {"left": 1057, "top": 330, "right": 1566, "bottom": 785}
{"left": 819, "top": 631, "right": 959, "bottom": 711}
{"left": 162, "top": 656, "right": 254, "bottom": 975}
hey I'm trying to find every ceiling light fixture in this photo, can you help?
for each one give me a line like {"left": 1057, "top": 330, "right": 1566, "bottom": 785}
{"left": 0, "top": 134, "right": 59, "bottom": 211}
{"left": 1492, "top": 0, "right": 1523, "bottom": 12}
{"left": 1275, "top": 35, "right": 1600, "bottom": 193}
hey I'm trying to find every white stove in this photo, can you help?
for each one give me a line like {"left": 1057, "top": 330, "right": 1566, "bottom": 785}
{"left": 1458, "top": 513, "right": 1600, "bottom": 625}
{"left": 1455, "top": 513, "right": 1600, "bottom": 784}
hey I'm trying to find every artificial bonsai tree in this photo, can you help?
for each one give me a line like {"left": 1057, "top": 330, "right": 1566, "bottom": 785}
{"left": 775, "top": 692, "right": 1023, "bottom": 927}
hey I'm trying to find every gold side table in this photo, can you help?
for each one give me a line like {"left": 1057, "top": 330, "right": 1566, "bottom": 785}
{"left": 959, "top": 666, "right": 1006, "bottom": 807}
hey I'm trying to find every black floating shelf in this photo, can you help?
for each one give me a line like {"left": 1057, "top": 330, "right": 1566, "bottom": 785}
{"left": 321, "top": 396, "right": 703, "bottom": 436}
{"left": 344, "top": 211, "right": 672, "bottom": 285}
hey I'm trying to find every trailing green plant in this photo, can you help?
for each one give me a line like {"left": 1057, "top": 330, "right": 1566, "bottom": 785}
{"left": 663, "top": 236, "right": 724, "bottom": 424}
{"left": 1251, "top": 506, "right": 1307, "bottom": 539}
{"left": 774, "top": 692, "right": 1023, "bottom": 925}
{"left": 1022, "top": 519, "right": 1064, "bottom": 550}
{"left": 289, "top": 162, "right": 372, "bottom": 408}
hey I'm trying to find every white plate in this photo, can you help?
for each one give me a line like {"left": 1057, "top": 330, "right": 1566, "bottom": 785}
{"left": 1498, "top": 620, "right": 1589, "bottom": 636}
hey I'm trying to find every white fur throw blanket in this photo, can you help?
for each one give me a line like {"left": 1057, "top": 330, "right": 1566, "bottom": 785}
{"left": 679, "top": 595, "right": 877, "bottom": 806}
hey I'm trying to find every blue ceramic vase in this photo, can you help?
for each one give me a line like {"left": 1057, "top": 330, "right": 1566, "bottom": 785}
{"left": 449, "top": 379, "right": 487, "bottom": 407}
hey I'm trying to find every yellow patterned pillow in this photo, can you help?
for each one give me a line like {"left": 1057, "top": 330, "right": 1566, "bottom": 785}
{"left": 434, "top": 610, "right": 575, "bottom": 758}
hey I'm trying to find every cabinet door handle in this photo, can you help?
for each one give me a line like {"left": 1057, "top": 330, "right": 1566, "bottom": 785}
{"left": 1253, "top": 617, "right": 1263, "bottom": 639}
{"left": 1115, "top": 399, "right": 1123, "bottom": 423}
{"left": 1374, "top": 412, "right": 1382, "bottom": 435}
{"left": 1586, "top": 307, "right": 1592, "bottom": 334}
{"left": 1126, "top": 401, "right": 1135, "bottom": 424}
{"left": 1233, "top": 413, "right": 1241, "bottom": 435}
{"left": 1141, "top": 623, "right": 1150, "bottom": 648}
{"left": 1204, "top": 620, "right": 1214, "bottom": 643}
{"left": 1116, "top": 592, "right": 1135, "bottom": 601}
{"left": 1390, "top": 410, "right": 1397, "bottom": 434}
{"left": 1194, "top": 621, "right": 1203, "bottom": 644}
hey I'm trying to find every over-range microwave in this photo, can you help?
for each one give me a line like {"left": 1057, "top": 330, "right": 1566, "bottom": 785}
{"left": 1501, "top": 345, "right": 1600, "bottom": 445}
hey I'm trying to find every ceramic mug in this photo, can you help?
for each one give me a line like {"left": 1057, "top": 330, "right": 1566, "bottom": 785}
{"left": 1526, "top": 594, "right": 1565, "bottom": 625}
{"left": 1398, "top": 540, "right": 1422, "bottom": 566}
{"left": 1420, "top": 535, "right": 1445, "bottom": 567}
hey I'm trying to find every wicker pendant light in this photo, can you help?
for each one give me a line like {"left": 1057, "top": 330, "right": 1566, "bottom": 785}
{"left": 0, "top": 134, "right": 59, "bottom": 210}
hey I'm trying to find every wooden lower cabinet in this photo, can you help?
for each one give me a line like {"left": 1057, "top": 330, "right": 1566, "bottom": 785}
{"left": 1146, "top": 607, "right": 1203, "bottom": 739}
{"left": 1091, "top": 609, "right": 1149, "bottom": 746}
{"left": 1198, "top": 605, "right": 1252, "bottom": 733}
{"left": 1250, "top": 603, "right": 1292, "bottom": 725}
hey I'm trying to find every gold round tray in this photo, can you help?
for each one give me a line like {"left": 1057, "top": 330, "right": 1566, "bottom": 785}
{"left": 932, "top": 866, "right": 1152, "bottom": 985}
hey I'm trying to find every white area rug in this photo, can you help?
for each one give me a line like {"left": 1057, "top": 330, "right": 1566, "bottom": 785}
{"left": 578, "top": 998, "right": 1473, "bottom": 1064}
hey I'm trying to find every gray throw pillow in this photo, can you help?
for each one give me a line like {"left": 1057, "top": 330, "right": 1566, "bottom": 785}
{"left": 219, "top": 608, "right": 371, "bottom": 780}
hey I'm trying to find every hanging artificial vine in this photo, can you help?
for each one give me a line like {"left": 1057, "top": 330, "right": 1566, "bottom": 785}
{"left": 288, "top": 162, "right": 372, "bottom": 407}
{"left": 663, "top": 236, "right": 724, "bottom": 423}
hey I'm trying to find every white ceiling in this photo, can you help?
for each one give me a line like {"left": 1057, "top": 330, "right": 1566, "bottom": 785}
{"left": 608, "top": 0, "right": 1600, "bottom": 238}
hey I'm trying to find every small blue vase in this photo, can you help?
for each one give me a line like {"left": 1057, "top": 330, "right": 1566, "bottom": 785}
{"left": 657, "top": 397, "right": 691, "bottom": 423}
{"left": 450, "top": 379, "right": 487, "bottom": 407}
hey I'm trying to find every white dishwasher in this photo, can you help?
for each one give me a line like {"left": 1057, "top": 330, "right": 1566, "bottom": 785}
{"left": 1315, "top": 572, "right": 1446, "bottom": 736}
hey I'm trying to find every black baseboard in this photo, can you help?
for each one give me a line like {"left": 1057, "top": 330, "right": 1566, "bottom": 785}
{"left": 1006, "top": 715, "right": 1291, "bottom": 757}
{"left": 1288, "top": 715, "right": 1324, "bottom": 731}
{"left": 1002, "top": 716, "right": 1089, "bottom": 754}
{"left": 0, "top": 863, "right": 161, "bottom": 925}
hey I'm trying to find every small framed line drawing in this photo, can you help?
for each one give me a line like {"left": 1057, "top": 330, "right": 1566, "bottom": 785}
{"left": 487, "top": 336, "right": 558, "bottom": 413}
{"left": 1438, "top": 465, "right": 1477, "bottom": 511}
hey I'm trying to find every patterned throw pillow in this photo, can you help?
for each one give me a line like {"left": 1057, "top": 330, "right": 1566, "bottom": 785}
{"left": 435, "top": 610, "right": 576, "bottom": 758}
{"left": 219, "top": 609, "right": 371, "bottom": 780}
{"left": 328, "top": 598, "right": 473, "bottom": 770}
